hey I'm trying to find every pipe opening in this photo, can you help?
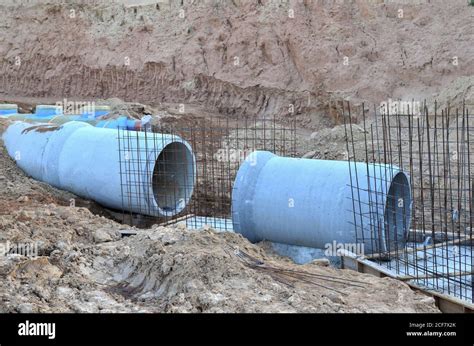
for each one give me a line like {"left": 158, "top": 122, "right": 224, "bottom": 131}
{"left": 152, "top": 141, "right": 195, "bottom": 216}
{"left": 384, "top": 172, "right": 412, "bottom": 252}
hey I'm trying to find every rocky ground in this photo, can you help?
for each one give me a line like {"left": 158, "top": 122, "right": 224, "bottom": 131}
{"left": 0, "top": 117, "right": 440, "bottom": 313}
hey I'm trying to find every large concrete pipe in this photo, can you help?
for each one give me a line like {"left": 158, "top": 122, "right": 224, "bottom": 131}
{"left": 3, "top": 121, "right": 196, "bottom": 217}
{"left": 232, "top": 151, "right": 412, "bottom": 254}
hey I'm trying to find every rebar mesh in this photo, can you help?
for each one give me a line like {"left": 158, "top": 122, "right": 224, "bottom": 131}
{"left": 344, "top": 101, "right": 473, "bottom": 303}
{"left": 117, "top": 114, "right": 297, "bottom": 230}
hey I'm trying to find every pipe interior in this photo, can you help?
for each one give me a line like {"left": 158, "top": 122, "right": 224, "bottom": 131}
{"left": 384, "top": 172, "right": 412, "bottom": 252}
{"left": 152, "top": 141, "right": 194, "bottom": 214}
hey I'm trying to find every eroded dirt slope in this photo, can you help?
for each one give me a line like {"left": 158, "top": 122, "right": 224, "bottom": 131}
{"left": 0, "top": 0, "right": 473, "bottom": 128}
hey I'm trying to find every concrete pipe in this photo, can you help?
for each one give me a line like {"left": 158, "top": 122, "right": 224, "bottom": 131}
{"left": 0, "top": 113, "right": 77, "bottom": 124}
{"left": 80, "top": 105, "right": 111, "bottom": 118}
{"left": 0, "top": 104, "right": 18, "bottom": 116}
{"left": 95, "top": 116, "right": 144, "bottom": 130}
{"left": 38, "top": 115, "right": 143, "bottom": 130}
{"left": 35, "top": 105, "right": 63, "bottom": 117}
{"left": 232, "top": 151, "right": 412, "bottom": 254}
{"left": 3, "top": 121, "right": 196, "bottom": 217}
{"left": 3, "top": 114, "right": 146, "bottom": 131}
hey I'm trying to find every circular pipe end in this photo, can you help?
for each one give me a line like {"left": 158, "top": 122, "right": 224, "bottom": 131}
{"left": 382, "top": 171, "right": 412, "bottom": 253}
{"left": 150, "top": 141, "right": 196, "bottom": 217}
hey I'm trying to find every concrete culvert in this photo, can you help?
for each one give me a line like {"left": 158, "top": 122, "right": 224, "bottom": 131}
{"left": 152, "top": 141, "right": 195, "bottom": 216}
{"left": 3, "top": 121, "right": 196, "bottom": 218}
{"left": 383, "top": 171, "right": 412, "bottom": 253}
{"left": 231, "top": 151, "right": 412, "bottom": 254}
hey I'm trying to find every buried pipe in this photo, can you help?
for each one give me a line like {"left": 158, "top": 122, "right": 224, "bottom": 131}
{"left": 4, "top": 114, "right": 147, "bottom": 131}
{"left": 79, "top": 105, "right": 111, "bottom": 118}
{"left": 231, "top": 151, "right": 412, "bottom": 254}
{"left": 2, "top": 104, "right": 146, "bottom": 130}
{"left": 95, "top": 116, "right": 150, "bottom": 130}
{"left": 0, "top": 104, "right": 110, "bottom": 119}
{"left": 3, "top": 121, "right": 196, "bottom": 217}
{"left": 34, "top": 105, "right": 63, "bottom": 117}
{"left": 0, "top": 104, "right": 18, "bottom": 116}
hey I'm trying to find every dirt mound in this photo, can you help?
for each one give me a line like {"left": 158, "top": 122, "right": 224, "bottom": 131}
{"left": 97, "top": 226, "right": 438, "bottom": 313}
{"left": 0, "top": 220, "right": 439, "bottom": 313}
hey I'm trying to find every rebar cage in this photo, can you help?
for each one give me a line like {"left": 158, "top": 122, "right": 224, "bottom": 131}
{"left": 117, "top": 114, "right": 297, "bottom": 230}
{"left": 344, "top": 101, "right": 473, "bottom": 304}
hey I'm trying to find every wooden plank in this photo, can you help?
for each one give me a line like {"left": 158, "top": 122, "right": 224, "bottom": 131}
{"left": 399, "top": 270, "right": 474, "bottom": 281}
{"left": 368, "top": 234, "right": 471, "bottom": 260}
{"left": 340, "top": 254, "right": 358, "bottom": 271}
{"left": 435, "top": 295, "right": 467, "bottom": 313}
{"left": 159, "top": 214, "right": 194, "bottom": 226}
{"left": 339, "top": 249, "right": 474, "bottom": 313}
{"left": 404, "top": 282, "right": 474, "bottom": 313}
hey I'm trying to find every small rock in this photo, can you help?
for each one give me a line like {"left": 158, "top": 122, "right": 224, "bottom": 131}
{"left": 17, "top": 196, "right": 29, "bottom": 203}
{"left": 287, "top": 294, "right": 300, "bottom": 305}
{"left": 10, "top": 257, "right": 62, "bottom": 280}
{"left": 17, "top": 210, "right": 33, "bottom": 221}
{"left": 200, "top": 224, "right": 212, "bottom": 232}
{"left": 56, "top": 286, "right": 75, "bottom": 299}
{"left": 161, "top": 232, "right": 180, "bottom": 245}
{"left": 311, "top": 258, "right": 330, "bottom": 267}
{"left": 174, "top": 222, "right": 187, "bottom": 230}
{"left": 66, "top": 216, "right": 77, "bottom": 224}
{"left": 302, "top": 150, "right": 317, "bottom": 158}
{"left": 93, "top": 228, "right": 120, "bottom": 243}
{"left": 71, "top": 301, "right": 99, "bottom": 313}
{"left": 17, "top": 303, "right": 34, "bottom": 313}
{"left": 326, "top": 292, "right": 345, "bottom": 305}
{"left": 161, "top": 258, "right": 174, "bottom": 275}
{"left": 198, "top": 292, "right": 225, "bottom": 307}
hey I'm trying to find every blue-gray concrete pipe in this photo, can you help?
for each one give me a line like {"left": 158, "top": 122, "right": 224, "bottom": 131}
{"left": 3, "top": 114, "right": 147, "bottom": 131}
{"left": 34, "top": 105, "right": 63, "bottom": 117}
{"left": 0, "top": 104, "right": 18, "bottom": 115}
{"left": 232, "top": 151, "right": 412, "bottom": 254}
{"left": 3, "top": 121, "right": 196, "bottom": 217}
